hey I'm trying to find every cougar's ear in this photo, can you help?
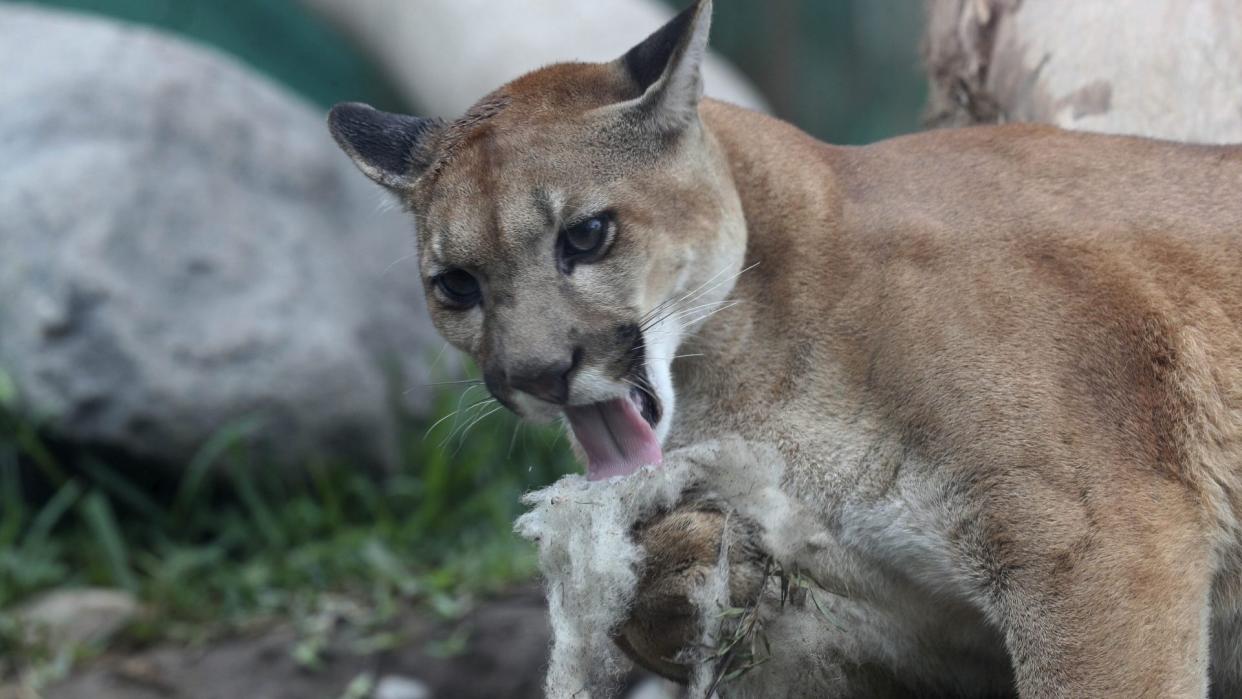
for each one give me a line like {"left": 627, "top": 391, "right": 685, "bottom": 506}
{"left": 327, "top": 102, "right": 444, "bottom": 190}
{"left": 618, "top": 0, "right": 712, "bottom": 131}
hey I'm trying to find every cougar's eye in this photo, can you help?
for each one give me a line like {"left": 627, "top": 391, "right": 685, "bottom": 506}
{"left": 559, "top": 212, "right": 613, "bottom": 271}
{"left": 434, "top": 269, "right": 481, "bottom": 308}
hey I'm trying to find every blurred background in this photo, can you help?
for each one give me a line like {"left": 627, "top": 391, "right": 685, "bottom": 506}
{"left": 2, "top": 0, "right": 1236, "bottom": 697}
{"left": 9, "top": 0, "right": 927, "bottom": 137}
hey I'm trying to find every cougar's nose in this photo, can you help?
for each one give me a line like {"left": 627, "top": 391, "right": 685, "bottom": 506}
{"left": 507, "top": 349, "right": 581, "bottom": 405}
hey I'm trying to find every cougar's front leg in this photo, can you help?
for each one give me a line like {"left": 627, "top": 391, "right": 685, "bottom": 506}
{"left": 979, "top": 474, "right": 1214, "bottom": 698}
{"left": 613, "top": 503, "right": 768, "bottom": 682}
{"left": 616, "top": 503, "right": 933, "bottom": 698}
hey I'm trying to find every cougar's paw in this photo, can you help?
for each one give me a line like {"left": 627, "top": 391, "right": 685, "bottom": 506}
{"left": 614, "top": 503, "right": 767, "bottom": 682}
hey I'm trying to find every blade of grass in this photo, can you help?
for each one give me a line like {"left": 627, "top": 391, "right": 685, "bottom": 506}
{"left": 0, "top": 368, "right": 16, "bottom": 409}
{"left": 80, "top": 457, "right": 164, "bottom": 521}
{"left": 21, "top": 478, "right": 84, "bottom": 549}
{"left": 79, "top": 490, "right": 138, "bottom": 592}
{"left": 406, "top": 446, "right": 451, "bottom": 536}
{"left": 0, "top": 447, "right": 27, "bottom": 548}
{"left": 308, "top": 457, "right": 343, "bottom": 532}
{"left": 2, "top": 415, "right": 67, "bottom": 486}
{"left": 174, "top": 417, "right": 262, "bottom": 519}
{"left": 229, "top": 461, "right": 286, "bottom": 550}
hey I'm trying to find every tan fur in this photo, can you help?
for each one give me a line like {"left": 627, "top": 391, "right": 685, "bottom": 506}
{"left": 666, "top": 106, "right": 1242, "bottom": 697}
{"left": 331, "top": 4, "right": 1242, "bottom": 696}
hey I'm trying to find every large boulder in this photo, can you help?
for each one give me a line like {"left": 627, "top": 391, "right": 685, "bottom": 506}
{"left": 924, "top": 0, "right": 1242, "bottom": 143}
{"left": 0, "top": 6, "right": 442, "bottom": 470}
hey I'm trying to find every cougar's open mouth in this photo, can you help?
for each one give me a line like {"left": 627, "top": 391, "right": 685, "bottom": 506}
{"left": 562, "top": 334, "right": 664, "bottom": 481}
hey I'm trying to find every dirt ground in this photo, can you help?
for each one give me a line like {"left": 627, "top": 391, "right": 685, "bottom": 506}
{"left": 44, "top": 588, "right": 553, "bottom": 699}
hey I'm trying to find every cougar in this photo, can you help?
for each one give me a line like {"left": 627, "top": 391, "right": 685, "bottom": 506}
{"left": 328, "top": 1, "right": 1242, "bottom": 696}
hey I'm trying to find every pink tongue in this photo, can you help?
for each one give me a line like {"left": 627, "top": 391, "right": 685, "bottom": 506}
{"left": 564, "top": 397, "right": 663, "bottom": 480}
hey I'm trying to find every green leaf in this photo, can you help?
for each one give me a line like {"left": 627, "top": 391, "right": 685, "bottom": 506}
{"left": 424, "top": 626, "right": 470, "bottom": 659}
{"left": 337, "top": 672, "right": 375, "bottom": 699}
{"left": 0, "top": 368, "right": 16, "bottom": 409}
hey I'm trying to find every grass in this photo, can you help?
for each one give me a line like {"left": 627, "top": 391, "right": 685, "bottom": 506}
{"left": 0, "top": 368, "right": 575, "bottom": 683}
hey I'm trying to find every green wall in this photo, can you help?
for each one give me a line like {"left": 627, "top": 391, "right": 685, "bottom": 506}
{"left": 695, "top": 0, "right": 927, "bottom": 144}
{"left": 6, "top": 0, "right": 406, "bottom": 111}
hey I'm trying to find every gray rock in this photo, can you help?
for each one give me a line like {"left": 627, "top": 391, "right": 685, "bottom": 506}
{"left": 0, "top": 6, "right": 445, "bottom": 469}
{"left": 17, "top": 588, "right": 140, "bottom": 648}
{"left": 374, "top": 676, "right": 432, "bottom": 699}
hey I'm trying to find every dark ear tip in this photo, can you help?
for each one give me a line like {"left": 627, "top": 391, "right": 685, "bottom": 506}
{"left": 327, "top": 102, "right": 375, "bottom": 131}
{"left": 622, "top": 0, "right": 712, "bottom": 94}
{"left": 325, "top": 104, "right": 444, "bottom": 189}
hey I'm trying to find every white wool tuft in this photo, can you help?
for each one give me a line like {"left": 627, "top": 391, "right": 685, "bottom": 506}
{"left": 686, "top": 517, "right": 732, "bottom": 698}
{"left": 518, "top": 437, "right": 849, "bottom": 698}
{"left": 515, "top": 463, "right": 697, "bottom": 697}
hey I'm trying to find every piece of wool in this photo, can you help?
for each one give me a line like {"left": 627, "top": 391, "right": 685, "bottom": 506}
{"left": 686, "top": 515, "right": 732, "bottom": 698}
{"left": 515, "top": 462, "right": 697, "bottom": 697}
{"left": 517, "top": 437, "right": 847, "bottom": 698}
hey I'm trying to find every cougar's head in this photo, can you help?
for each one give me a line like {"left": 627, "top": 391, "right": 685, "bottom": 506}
{"left": 328, "top": 0, "right": 744, "bottom": 479}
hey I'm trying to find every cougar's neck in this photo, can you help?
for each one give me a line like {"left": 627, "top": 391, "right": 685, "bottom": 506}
{"left": 667, "top": 100, "right": 861, "bottom": 447}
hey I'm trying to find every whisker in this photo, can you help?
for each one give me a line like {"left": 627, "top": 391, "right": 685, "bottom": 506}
{"left": 638, "top": 286, "right": 692, "bottom": 326}
{"left": 663, "top": 261, "right": 759, "bottom": 320}
{"left": 636, "top": 300, "right": 744, "bottom": 351}
{"left": 446, "top": 404, "right": 504, "bottom": 450}
{"left": 618, "top": 371, "right": 657, "bottom": 397}
{"left": 438, "top": 400, "right": 497, "bottom": 448}
{"left": 617, "top": 376, "right": 644, "bottom": 392}
{"left": 428, "top": 342, "right": 452, "bottom": 374}
{"left": 639, "top": 260, "right": 756, "bottom": 330}
{"left": 423, "top": 399, "right": 492, "bottom": 443}
{"left": 639, "top": 299, "right": 730, "bottom": 336}
{"left": 419, "top": 378, "right": 485, "bottom": 387}
{"left": 681, "top": 260, "right": 759, "bottom": 308}
{"left": 422, "top": 412, "right": 460, "bottom": 439}
{"left": 640, "top": 297, "right": 743, "bottom": 332}
{"left": 422, "top": 388, "right": 489, "bottom": 440}
{"left": 666, "top": 300, "right": 743, "bottom": 332}
{"left": 650, "top": 261, "right": 736, "bottom": 317}
{"left": 507, "top": 419, "right": 523, "bottom": 459}
{"left": 637, "top": 260, "right": 739, "bottom": 326}
{"left": 641, "top": 297, "right": 729, "bottom": 327}
{"left": 382, "top": 249, "right": 420, "bottom": 276}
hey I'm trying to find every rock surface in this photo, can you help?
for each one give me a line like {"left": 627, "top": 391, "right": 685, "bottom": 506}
{"left": 0, "top": 6, "right": 444, "bottom": 469}
{"left": 373, "top": 676, "right": 432, "bottom": 699}
{"left": 924, "top": 0, "right": 1242, "bottom": 143}
{"left": 16, "top": 588, "right": 140, "bottom": 648}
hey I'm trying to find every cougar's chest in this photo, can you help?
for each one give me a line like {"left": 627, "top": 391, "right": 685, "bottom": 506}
{"left": 670, "top": 388, "right": 1014, "bottom": 691}
{"left": 814, "top": 442, "right": 1015, "bottom": 693}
